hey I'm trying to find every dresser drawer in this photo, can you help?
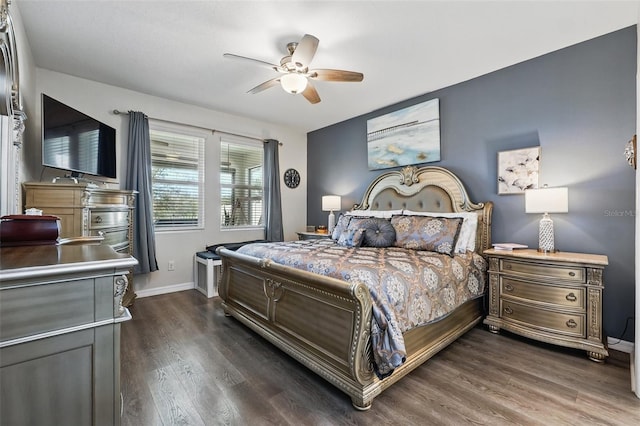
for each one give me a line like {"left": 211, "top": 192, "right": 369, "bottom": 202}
{"left": 90, "top": 228, "right": 129, "bottom": 249}
{"left": 500, "top": 277, "right": 585, "bottom": 311}
{"left": 88, "top": 210, "right": 129, "bottom": 230}
{"left": 500, "top": 259, "right": 585, "bottom": 283}
{"left": 500, "top": 299, "right": 585, "bottom": 338}
{"left": 86, "top": 192, "right": 130, "bottom": 206}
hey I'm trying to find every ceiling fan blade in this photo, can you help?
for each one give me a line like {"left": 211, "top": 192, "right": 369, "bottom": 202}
{"left": 223, "top": 53, "right": 283, "bottom": 72}
{"left": 292, "top": 34, "right": 319, "bottom": 69}
{"left": 301, "top": 82, "right": 321, "bottom": 104}
{"left": 309, "top": 69, "right": 364, "bottom": 82}
{"left": 247, "top": 77, "right": 281, "bottom": 94}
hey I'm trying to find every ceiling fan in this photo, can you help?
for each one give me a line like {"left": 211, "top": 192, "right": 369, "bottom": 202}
{"left": 223, "top": 34, "right": 364, "bottom": 104}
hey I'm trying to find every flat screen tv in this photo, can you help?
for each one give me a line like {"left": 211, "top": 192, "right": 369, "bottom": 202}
{"left": 42, "top": 94, "right": 117, "bottom": 180}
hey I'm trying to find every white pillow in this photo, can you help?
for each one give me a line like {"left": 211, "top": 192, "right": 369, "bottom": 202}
{"left": 402, "top": 210, "right": 478, "bottom": 253}
{"left": 345, "top": 209, "right": 403, "bottom": 219}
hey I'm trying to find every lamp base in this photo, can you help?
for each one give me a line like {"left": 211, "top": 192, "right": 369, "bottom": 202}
{"left": 538, "top": 213, "right": 556, "bottom": 252}
{"left": 537, "top": 248, "right": 559, "bottom": 253}
{"left": 327, "top": 211, "right": 336, "bottom": 234}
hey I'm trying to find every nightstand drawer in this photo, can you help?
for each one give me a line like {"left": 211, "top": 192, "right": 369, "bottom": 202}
{"left": 296, "top": 231, "right": 330, "bottom": 240}
{"left": 501, "top": 277, "right": 585, "bottom": 311}
{"left": 500, "top": 299, "right": 585, "bottom": 338}
{"left": 500, "top": 259, "right": 585, "bottom": 283}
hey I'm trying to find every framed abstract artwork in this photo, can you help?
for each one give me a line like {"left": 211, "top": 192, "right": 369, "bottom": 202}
{"left": 367, "top": 98, "right": 440, "bottom": 170}
{"left": 497, "top": 147, "right": 540, "bottom": 194}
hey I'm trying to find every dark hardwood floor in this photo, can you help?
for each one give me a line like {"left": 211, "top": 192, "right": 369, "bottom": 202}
{"left": 121, "top": 290, "right": 640, "bottom": 425}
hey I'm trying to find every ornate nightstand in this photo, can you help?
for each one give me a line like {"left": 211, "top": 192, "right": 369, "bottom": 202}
{"left": 483, "top": 248, "right": 609, "bottom": 362}
{"left": 296, "top": 231, "right": 331, "bottom": 240}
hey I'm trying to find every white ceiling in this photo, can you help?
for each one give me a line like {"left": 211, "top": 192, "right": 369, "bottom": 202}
{"left": 16, "top": 1, "right": 638, "bottom": 133}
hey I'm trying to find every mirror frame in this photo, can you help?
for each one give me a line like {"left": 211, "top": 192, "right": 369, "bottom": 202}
{"left": 0, "top": 0, "right": 27, "bottom": 216}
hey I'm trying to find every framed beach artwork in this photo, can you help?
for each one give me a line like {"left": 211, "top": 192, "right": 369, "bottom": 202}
{"left": 367, "top": 98, "right": 440, "bottom": 170}
{"left": 497, "top": 147, "right": 540, "bottom": 194}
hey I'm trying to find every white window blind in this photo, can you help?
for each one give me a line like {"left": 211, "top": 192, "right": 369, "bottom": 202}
{"left": 220, "top": 139, "right": 264, "bottom": 228}
{"left": 150, "top": 127, "right": 205, "bottom": 229}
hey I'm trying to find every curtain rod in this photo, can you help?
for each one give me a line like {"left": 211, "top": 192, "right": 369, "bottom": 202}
{"left": 112, "top": 109, "right": 282, "bottom": 145}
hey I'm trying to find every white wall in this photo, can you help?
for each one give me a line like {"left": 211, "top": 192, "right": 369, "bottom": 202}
{"left": 29, "top": 69, "right": 307, "bottom": 295}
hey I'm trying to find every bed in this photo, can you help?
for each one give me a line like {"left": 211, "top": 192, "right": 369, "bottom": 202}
{"left": 217, "top": 165, "right": 493, "bottom": 410}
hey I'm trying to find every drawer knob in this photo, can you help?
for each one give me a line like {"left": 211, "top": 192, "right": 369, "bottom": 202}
{"left": 95, "top": 215, "right": 103, "bottom": 223}
{"left": 566, "top": 319, "right": 578, "bottom": 328}
{"left": 504, "top": 264, "right": 512, "bottom": 270}
{"left": 565, "top": 292, "right": 577, "bottom": 302}
{"left": 568, "top": 271, "right": 576, "bottom": 277}
{"left": 504, "top": 306, "right": 513, "bottom": 315}
{"left": 504, "top": 284, "right": 514, "bottom": 292}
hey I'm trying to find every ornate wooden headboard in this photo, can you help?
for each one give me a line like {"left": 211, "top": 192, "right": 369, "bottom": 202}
{"left": 353, "top": 165, "right": 493, "bottom": 252}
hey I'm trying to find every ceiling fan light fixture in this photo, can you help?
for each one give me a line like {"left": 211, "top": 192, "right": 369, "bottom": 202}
{"left": 280, "top": 73, "right": 307, "bottom": 94}
{"left": 224, "top": 33, "right": 362, "bottom": 103}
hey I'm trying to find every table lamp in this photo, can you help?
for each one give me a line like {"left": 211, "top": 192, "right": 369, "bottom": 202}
{"left": 525, "top": 186, "right": 568, "bottom": 253}
{"left": 322, "top": 195, "right": 341, "bottom": 234}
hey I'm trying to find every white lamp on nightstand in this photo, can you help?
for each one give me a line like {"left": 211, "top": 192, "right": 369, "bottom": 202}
{"left": 322, "top": 195, "right": 341, "bottom": 234}
{"left": 525, "top": 185, "right": 568, "bottom": 253}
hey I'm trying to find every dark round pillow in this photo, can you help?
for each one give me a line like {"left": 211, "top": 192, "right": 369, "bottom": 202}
{"left": 360, "top": 218, "right": 396, "bottom": 247}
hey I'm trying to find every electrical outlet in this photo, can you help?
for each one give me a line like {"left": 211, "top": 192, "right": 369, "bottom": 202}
{"left": 168, "top": 260, "right": 175, "bottom": 271}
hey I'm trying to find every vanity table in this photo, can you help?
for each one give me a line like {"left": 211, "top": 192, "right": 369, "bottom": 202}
{"left": 0, "top": 244, "right": 137, "bottom": 426}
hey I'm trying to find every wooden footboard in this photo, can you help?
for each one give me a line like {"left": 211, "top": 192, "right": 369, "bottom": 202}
{"left": 218, "top": 247, "right": 483, "bottom": 409}
{"left": 218, "top": 165, "right": 490, "bottom": 409}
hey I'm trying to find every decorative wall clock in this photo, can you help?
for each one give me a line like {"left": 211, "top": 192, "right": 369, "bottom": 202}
{"left": 284, "top": 168, "right": 300, "bottom": 188}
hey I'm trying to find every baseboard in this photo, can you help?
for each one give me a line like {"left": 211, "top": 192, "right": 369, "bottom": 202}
{"left": 607, "top": 336, "right": 634, "bottom": 354}
{"left": 631, "top": 350, "right": 636, "bottom": 395}
{"left": 136, "top": 282, "right": 195, "bottom": 298}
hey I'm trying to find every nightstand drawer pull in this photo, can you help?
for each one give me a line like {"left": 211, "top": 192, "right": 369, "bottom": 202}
{"left": 504, "top": 284, "right": 514, "bottom": 292}
{"left": 568, "top": 272, "right": 576, "bottom": 277}
{"left": 504, "top": 306, "right": 514, "bottom": 315}
{"left": 565, "top": 292, "right": 577, "bottom": 302}
{"left": 95, "top": 215, "right": 103, "bottom": 223}
{"left": 504, "top": 264, "right": 512, "bottom": 270}
{"left": 566, "top": 319, "right": 578, "bottom": 328}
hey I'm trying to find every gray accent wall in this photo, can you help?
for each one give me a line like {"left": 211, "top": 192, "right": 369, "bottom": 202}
{"left": 307, "top": 26, "right": 637, "bottom": 342}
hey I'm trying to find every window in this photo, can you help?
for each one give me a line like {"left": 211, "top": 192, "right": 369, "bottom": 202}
{"left": 220, "top": 139, "right": 264, "bottom": 229}
{"left": 150, "top": 125, "right": 205, "bottom": 230}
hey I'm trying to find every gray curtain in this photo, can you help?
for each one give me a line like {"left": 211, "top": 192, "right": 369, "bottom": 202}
{"left": 125, "top": 111, "right": 159, "bottom": 273}
{"left": 264, "top": 139, "right": 283, "bottom": 242}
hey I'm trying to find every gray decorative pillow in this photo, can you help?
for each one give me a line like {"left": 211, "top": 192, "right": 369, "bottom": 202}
{"left": 359, "top": 218, "right": 396, "bottom": 247}
{"left": 331, "top": 214, "right": 351, "bottom": 240}
{"left": 391, "top": 215, "right": 463, "bottom": 256}
{"left": 345, "top": 216, "right": 372, "bottom": 232}
{"left": 336, "top": 227, "right": 366, "bottom": 248}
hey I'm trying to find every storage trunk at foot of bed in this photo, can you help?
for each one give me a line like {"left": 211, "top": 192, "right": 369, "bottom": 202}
{"left": 218, "top": 248, "right": 483, "bottom": 410}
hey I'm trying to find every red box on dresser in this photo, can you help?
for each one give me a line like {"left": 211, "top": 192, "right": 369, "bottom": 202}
{"left": 0, "top": 215, "right": 61, "bottom": 246}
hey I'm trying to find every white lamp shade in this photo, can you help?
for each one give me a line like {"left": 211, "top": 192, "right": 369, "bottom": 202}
{"left": 525, "top": 187, "right": 568, "bottom": 214}
{"left": 322, "top": 195, "right": 341, "bottom": 211}
{"left": 280, "top": 73, "right": 308, "bottom": 94}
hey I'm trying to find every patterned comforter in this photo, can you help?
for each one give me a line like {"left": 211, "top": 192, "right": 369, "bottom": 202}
{"left": 237, "top": 239, "right": 486, "bottom": 378}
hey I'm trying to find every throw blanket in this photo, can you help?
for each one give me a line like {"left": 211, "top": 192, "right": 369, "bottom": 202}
{"left": 237, "top": 240, "right": 486, "bottom": 378}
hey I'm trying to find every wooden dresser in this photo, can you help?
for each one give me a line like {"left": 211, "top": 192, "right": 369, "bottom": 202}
{"left": 23, "top": 182, "right": 137, "bottom": 305}
{"left": 483, "top": 248, "right": 608, "bottom": 362}
{"left": 0, "top": 244, "right": 137, "bottom": 426}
